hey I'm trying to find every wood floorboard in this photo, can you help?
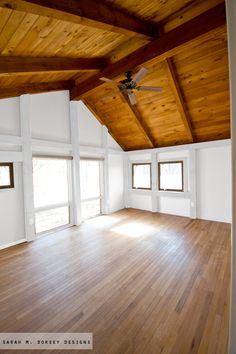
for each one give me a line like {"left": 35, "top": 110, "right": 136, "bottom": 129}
{"left": 0, "top": 209, "right": 230, "bottom": 354}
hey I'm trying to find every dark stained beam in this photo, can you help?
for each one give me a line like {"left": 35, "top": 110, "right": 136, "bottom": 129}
{"left": 0, "top": 56, "right": 109, "bottom": 73}
{"left": 0, "top": 0, "right": 159, "bottom": 39}
{"left": 164, "top": 58, "right": 194, "bottom": 142}
{"left": 0, "top": 80, "right": 74, "bottom": 99}
{"left": 70, "top": 3, "right": 226, "bottom": 100}
{"left": 120, "top": 92, "right": 155, "bottom": 148}
{"left": 82, "top": 99, "right": 126, "bottom": 150}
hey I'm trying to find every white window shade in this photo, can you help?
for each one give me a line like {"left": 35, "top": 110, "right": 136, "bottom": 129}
{"left": 33, "top": 158, "right": 69, "bottom": 208}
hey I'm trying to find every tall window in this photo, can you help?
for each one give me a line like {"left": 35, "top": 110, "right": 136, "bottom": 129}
{"left": 0, "top": 163, "right": 14, "bottom": 189}
{"left": 33, "top": 157, "right": 71, "bottom": 234}
{"left": 132, "top": 163, "right": 151, "bottom": 190}
{"left": 80, "top": 159, "right": 102, "bottom": 220}
{"left": 158, "top": 161, "right": 183, "bottom": 192}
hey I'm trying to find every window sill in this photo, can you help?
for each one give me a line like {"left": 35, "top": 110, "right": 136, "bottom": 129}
{"left": 157, "top": 190, "right": 190, "bottom": 198}
{"left": 129, "top": 188, "right": 152, "bottom": 194}
{"left": 129, "top": 189, "right": 190, "bottom": 198}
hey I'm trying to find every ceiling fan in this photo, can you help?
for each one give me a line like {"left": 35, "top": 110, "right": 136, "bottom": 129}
{"left": 100, "top": 67, "right": 162, "bottom": 105}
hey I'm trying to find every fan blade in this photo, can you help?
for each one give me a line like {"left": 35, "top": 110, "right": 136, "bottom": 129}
{"left": 137, "top": 86, "right": 162, "bottom": 92}
{"left": 132, "top": 67, "right": 149, "bottom": 84}
{"left": 100, "top": 77, "right": 119, "bottom": 85}
{"left": 128, "top": 91, "right": 137, "bottom": 105}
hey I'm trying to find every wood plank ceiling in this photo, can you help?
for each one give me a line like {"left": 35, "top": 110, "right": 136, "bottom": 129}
{"left": 0, "top": 0, "right": 230, "bottom": 150}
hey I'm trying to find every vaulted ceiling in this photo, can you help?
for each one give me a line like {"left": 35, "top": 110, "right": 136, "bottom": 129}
{"left": 0, "top": 0, "right": 230, "bottom": 150}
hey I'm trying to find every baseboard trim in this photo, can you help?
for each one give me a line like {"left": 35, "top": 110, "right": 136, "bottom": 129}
{"left": 0, "top": 238, "right": 27, "bottom": 250}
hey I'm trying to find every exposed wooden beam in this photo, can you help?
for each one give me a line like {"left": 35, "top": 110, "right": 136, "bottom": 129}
{"left": 0, "top": 0, "right": 159, "bottom": 39}
{"left": 158, "top": 0, "right": 212, "bottom": 32}
{"left": 0, "top": 56, "right": 109, "bottom": 73}
{"left": 70, "top": 3, "right": 226, "bottom": 100}
{"left": 82, "top": 99, "right": 126, "bottom": 150}
{"left": 120, "top": 92, "right": 155, "bottom": 148}
{"left": 164, "top": 58, "right": 194, "bottom": 142}
{"left": 0, "top": 80, "right": 74, "bottom": 99}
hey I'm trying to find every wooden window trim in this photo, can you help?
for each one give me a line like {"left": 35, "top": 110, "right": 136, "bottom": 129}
{"left": 132, "top": 163, "right": 152, "bottom": 190}
{"left": 0, "top": 162, "right": 14, "bottom": 189}
{"left": 158, "top": 161, "right": 184, "bottom": 192}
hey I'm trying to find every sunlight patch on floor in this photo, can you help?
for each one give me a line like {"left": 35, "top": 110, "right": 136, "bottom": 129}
{"left": 111, "top": 222, "right": 156, "bottom": 238}
{"left": 86, "top": 215, "right": 121, "bottom": 228}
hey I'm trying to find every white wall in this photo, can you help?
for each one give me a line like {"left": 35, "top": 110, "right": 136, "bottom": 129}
{"left": 30, "top": 91, "right": 71, "bottom": 143}
{"left": 129, "top": 192, "right": 152, "bottom": 211}
{"left": 127, "top": 152, "right": 152, "bottom": 211}
{"left": 0, "top": 97, "right": 25, "bottom": 249}
{"left": 108, "top": 154, "right": 124, "bottom": 213}
{"left": 126, "top": 140, "right": 231, "bottom": 223}
{"left": 196, "top": 145, "right": 231, "bottom": 222}
{"left": 76, "top": 100, "right": 123, "bottom": 151}
{"left": 127, "top": 148, "right": 192, "bottom": 216}
{"left": 0, "top": 91, "right": 232, "bottom": 252}
{"left": 0, "top": 163, "right": 25, "bottom": 249}
{"left": 77, "top": 101, "right": 102, "bottom": 147}
{"left": 159, "top": 196, "right": 190, "bottom": 217}
{"left": 0, "top": 97, "right": 20, "bottom": 136}
{"left": 75, "top": 101, "right": 124, "bottom": 214}
{"left": 0, "top": 93, "right": 124, "bottom": 249}
{"left": 158, "top": 149, "right": 190, "bottom": 217}
{"left": 108, "top": 133, "right": 122, "bottom": 150}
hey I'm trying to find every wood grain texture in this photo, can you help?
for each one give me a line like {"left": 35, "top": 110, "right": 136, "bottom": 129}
{"left": 0, "top": 8, "right": 135, "bottom": 59}
{"left": 70, "top": 3, "right": 226, "bottom": 99}
{"left": 0, "top": 80, "right": 74, "bottom": 99}
{"left": 81, "top": 99, "right": 127, "bottom": 151}
{"left": 83, "top": 90, "right": 155, "bottom": 151}
{"left": 0, "top": 0, "right": 159, "bottom": 38}
{"left": 164, "top": 58, "right": 194, "bottom": 143}
{"left": 0, "top": 0, "right": 230, "bottom": 150}
{"left": 120, "top": 91, "right": 155, "bottom": 148}
{"left": 106, "top": 0, "right": 224, "bottom": 30}
{"left": 81, "top": 25, "right": 229, "bottom": 150}
{"left": 0, "top": 209, "right": 230, "bottom": 354}
{"left": 0, "top": 56, "right": 109, "bottom": 73}
{"left": 0, "top": 71, "right": 86, "bottom": 90}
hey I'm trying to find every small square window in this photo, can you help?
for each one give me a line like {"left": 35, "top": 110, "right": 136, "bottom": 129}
{"left": 158, "top": 161, "right": 183, "bottom": 192}
{"left": 132, "top": 163, "right": 151, "bottom": 190}
{"left": 0, "top": 163, "right": 14, "bottom": 189}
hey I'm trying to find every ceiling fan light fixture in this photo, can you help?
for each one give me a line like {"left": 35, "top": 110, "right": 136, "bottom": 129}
{"left": 99, "top": 67, "right": 163, "bottom": 106}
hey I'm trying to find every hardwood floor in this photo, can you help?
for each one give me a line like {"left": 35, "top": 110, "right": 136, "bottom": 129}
{"left": 0, "top": 209, "right": 230, "bottom": 354}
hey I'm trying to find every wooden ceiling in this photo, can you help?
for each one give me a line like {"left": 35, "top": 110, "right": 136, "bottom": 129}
{"left": 0, "top": 0, "right": 230, "bottom": 150}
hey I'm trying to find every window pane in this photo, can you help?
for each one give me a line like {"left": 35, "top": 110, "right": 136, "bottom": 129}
{"left": 0, "top": 166, "right": 10, "bottom": 186}
{"left": 159, "top": 162, "right": 183, "bottom": 191}
{"left": 80, "top": 160, "right": 100, "bottom": 200}
{"left": 35, "top": 206, "right": 69, "bottom": 234}
{"left": 33, "top": 158, "right": 69, "bottom": 208}
{"left": 132, "top": 164, "right": 151, "bottom": 189}
{"left": 81, "top": 200, "right": 101, "bottom": 220}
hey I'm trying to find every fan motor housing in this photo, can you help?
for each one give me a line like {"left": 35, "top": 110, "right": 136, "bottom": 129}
{"left": 120, "top": 71, "right": 137, "bottom": 90}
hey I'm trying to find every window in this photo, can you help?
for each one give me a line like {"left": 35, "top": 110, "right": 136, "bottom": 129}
{"left": 0, "top": 163, "right": 14, "bottom": 189}
{"left": 81, "top": 200, "right": 101, "bottom": 220}
{"left": 158, "top": 161, "right": 183, "bottom": 192}
{"left": 132, "top": 163, "right": 151, "bottom": 190}
{"left": 80, "top": 159, "right": 102, "bottom": 220}
{"left": 33, "top": 157, "right": 71, "bottom": 234}
{"left": 35, "top": 206, "right": 69, "bottom": 234}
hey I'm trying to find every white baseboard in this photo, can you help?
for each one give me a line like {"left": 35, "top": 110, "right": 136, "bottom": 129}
{"left": 0, "top": 238, "right": 27, "bottom": 250}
